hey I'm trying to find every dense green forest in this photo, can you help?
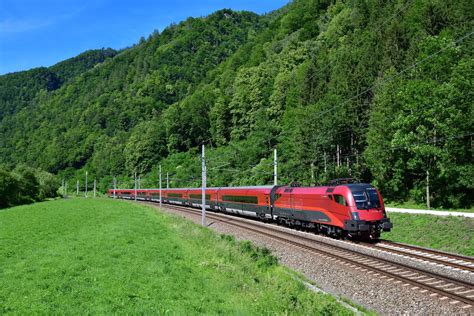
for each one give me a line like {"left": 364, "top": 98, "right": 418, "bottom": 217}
{"left": 0, "top": 49, "right": 117, "bottom": 121}
{"left": 0, "top": 0, "right": 472, "bottom": 208}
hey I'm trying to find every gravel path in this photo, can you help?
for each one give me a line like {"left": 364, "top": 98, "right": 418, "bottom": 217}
{"left": 386, "top": 207, "right": 474, "bottom": 218}
{"left": 148, "top": 203, "right": 473, "bottom": 315}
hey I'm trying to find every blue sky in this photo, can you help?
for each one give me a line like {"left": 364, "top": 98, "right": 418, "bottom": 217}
{"left": 0, "top": 0, "right": 289, "bottom": 75}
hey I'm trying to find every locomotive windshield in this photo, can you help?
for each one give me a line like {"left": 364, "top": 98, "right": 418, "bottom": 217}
{"left": 351, "top": 187, "right": 381, "bottom": 210}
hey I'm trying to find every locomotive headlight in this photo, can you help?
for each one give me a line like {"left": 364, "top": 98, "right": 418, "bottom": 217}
{"left": 353, "top": 212, "right": 359, "bottom": 220}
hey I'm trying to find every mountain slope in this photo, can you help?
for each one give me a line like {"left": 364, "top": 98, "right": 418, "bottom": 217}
{"left": 156, "top": 0, "right": 472, "bottom": 208}
{"left": 0, "top": 48, "right": 117, "bottom": 121}
{"left": 0, "top": 1, "right": 472, "bottom": 208}
{"left": 0, "top": 9, "right": 263, "bottom": 173}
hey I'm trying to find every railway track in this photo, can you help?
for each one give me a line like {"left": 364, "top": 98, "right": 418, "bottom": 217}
{"left": 157, "top": 203, "right": 474, "bottom": 310}
{"left": 148, "top": 199, "right": 474, "bottom": 274}
{"left": 364, "top": 240, "right": 474, "bottom": 273}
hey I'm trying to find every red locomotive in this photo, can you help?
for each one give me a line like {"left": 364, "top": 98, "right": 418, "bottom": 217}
{"left": 108, "top": 179, "right": 392, "bottom": 239}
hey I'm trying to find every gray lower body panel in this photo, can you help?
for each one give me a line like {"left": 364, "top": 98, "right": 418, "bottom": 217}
{"left": 273, "top": 207, "right": 331, "bottom": 223}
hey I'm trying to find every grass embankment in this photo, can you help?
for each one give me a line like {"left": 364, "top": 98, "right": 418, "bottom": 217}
{"left": 0, "top": 198, "right": 352, "bottom": 314}
{"left": 384, "top": 213, "right": 474, "bottom": 257}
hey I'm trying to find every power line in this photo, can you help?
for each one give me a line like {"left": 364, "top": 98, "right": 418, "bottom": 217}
{"left": 115, "top": 29, "right": 473, "bottom": 188}
{"left": 304, "top": 0, "right": 414, "bottom": 84}
{"left": 300, "top": 131, "right": 474, "bottom": 166}
{"left": 274, "top": 30, "right": 473, "bottom": 161}
{"left": 311, "top": 30, "right": 474, "bottom": 120}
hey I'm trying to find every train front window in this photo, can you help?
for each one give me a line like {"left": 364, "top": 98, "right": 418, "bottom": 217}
{"left": 352, "top": 188, "right": 381, "bottom": 210}
{"left": 352, "top": 191, "right": 368, "bottom": 209}
{"left": 366, "top": 188, "right": 381, "bottom": 208}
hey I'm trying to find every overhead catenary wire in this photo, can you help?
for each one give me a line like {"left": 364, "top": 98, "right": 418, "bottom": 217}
{"left": 112, "top": 131, "right": 473, "bottom": 189}
{"left": 303, "top": 0, "right": 415, "bottom": 87}
{"left": 113, "top": 27, "right": 473, "bottom": 190}
{"left": 300, "top": 132, "right": 474, "bottom": 167}
{"left": 305, "top": 30, "right": 474, "bottom": 122}
{"left": 274, "top": 30, "right": 474, "bottom": 171}
{"left": 204, "top": 31, "right": 473, "bottom": 172}
{"left": 277, "top": 28, "right": 473, "bottom": 142}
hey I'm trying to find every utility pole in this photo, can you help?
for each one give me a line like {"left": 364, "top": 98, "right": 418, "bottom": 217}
{"left": 134, "top": 172, "right": 137, "bottom": 201}
{"left": 426, "top": 170, "right": 430, "bottom": 210}
{"left": 76, "top": 180, "right": 79, "bottom": 196}
{"left": 166, "top": 172, "right": 169, "bottom": 189}
{"left": 202, "top": 144, "right": 206, "bottom": 226}
{"left": 64, "top": 181, "right": 68, "bottom": 198}
{"left": 93, "top": 179, "right": 96, "bottom": 198}
{"left": 62, "top": 179, "right": 65, "bottom": 197}
{"left": 324, "top": 151, "right": 327, "bottom": 174}
{"left": 311, "top": 163, "right": 315, "bottom": 186}
{"left": 138, "top": 175, "right": 141, "bottom": 190}
{"left": 85, "top": 171, "right": 88, "bottom": 198}
{"left": 336, "top": 145, "right": 340, "bottom": 168}
{"left": 274, "top": 148, "right": 278, "bottom": 186}
{"left": 159, "top": 165, "right": 162, "bottom": 207}
{"left": 113, "top": 177, "right": 117, "bottom": 199}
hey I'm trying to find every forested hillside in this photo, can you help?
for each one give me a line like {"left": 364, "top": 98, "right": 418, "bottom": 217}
{"left": 0, "top": 48, "right": 117, "bottom": 120}
{"left": 0, "top": 1, "right": 472, "bottom": 208}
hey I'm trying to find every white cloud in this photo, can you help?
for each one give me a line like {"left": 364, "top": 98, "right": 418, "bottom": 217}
{"left": 0, "top": 18, "right": 53, "bottom": 33}
{"left": 0, "top": 3, "right": 88, "bottom": 35}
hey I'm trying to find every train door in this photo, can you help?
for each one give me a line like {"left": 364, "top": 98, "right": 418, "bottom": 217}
{"left": 213, "top": 191, "right": 218, "bottom": 211}
{"left": 264, "top": 194, "right": 271, "bottom": 220}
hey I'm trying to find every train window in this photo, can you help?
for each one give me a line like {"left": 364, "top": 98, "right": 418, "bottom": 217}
{"left": 189, "top": 194, "right": 211, "bottom": 200}
{"left": 366, "top": 188, "right": 381, "bottom": 208}
{"left": 168, "top": 193, "right": 183, "bottom": 198}
{"left": 352, "top": 191, "right": 368, "bottom": 209}
{"left": 333, "top": 194, "right": 347, "bottom": 206}
{"left": 222, "top": 195, "right": 258, "bottom": 204}
{"left": 353, "top": 188, "right": 381, "bottom": 210}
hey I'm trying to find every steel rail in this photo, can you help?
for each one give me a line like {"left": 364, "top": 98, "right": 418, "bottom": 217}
{"left": 358, "top": 240, "right": 474, "bottom": 273}
{"left": 157, "top": 203, "right": 474, "bottom": 309}
{"left": 378, "top": 240, "right": 474, "bottom": 263}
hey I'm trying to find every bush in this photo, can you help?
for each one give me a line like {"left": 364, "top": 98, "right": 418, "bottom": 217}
{"left": 0, "top": 169, "right": 20, "bottom": 208}
{"left": 36, "top": 170, "right": 60, "bottom": 199}
{"left": 15, "top": 168, "right": 40, "bottom": 204}
{"left": 0, "top": 167, "right": 60, "bottom": 209}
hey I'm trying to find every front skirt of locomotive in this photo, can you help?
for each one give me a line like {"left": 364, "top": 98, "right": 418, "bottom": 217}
{"left": 343, "top": 218, "right": 392, "bottom": 236}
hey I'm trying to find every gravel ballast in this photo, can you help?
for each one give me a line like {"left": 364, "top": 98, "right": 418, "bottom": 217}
{"left": 147, "top": 203, "right": 473, "bottom": 315}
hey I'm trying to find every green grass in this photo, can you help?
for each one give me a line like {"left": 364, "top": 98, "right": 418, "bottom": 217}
{"left": 0, "top": 198, "right": 354, "bottom": 314}
{"left": 386, "top": 200, "right": 474, "bottom": 213}
{"left": 383, "top": 213, "right": 474, "bottom": 256}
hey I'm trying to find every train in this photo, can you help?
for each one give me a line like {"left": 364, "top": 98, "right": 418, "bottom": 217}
{"left": 108, "top": 178, "right": 392, "bottom": 239}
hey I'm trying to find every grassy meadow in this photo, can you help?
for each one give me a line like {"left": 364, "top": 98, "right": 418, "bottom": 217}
{"left": 383, "top": 213, "right": 474, "bottom": 257}
{"left": 0, "top": 198, "right": 353, "bottom": 314}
